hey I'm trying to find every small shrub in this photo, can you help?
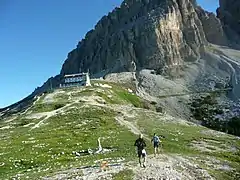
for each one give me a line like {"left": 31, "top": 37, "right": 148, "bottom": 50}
{"left": 156, "top": 106, "right": 163, "bottom": 113}
{"left": 54, "top": 103, "right": 65, "bottom": 110}
{"left": 150, "top": 101, "right": 157, "bottom": 105}
{"left": 227, "top": 117, "right": 240, "bottom": 136}
{"left": 18, "top": 119, "right": 29, "bottom": 126}
{"left": 156, "top": 68, "right": 163, "bottom": 75}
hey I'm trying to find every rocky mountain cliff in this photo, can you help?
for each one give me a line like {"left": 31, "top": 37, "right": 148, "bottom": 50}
{"left": 61, "top": 0, "right": 208, "bottom": 75}
{"left": 217, "top": 0, "right": 240, "bottom": 45}
{"left": 2, "top": 0, "right": 240, "bottom": 116}
{"left": 60, "top": 0, "right": 237, "bottom": 76}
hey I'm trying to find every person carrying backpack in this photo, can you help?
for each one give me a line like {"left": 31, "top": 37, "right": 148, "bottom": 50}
{"left": 151, "top": 133, "right": 161, "bottom": 157}
{"left": 134, "top": 134, "right": 147, "bottom": 168}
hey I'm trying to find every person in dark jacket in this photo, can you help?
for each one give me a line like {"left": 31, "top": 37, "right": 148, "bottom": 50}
{"left": 134, "top": 134, "right": 147, "bottom": 167}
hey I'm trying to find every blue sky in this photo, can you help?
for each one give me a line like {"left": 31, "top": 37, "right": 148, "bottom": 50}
{"left": 0, "top": 0, "right": 219, "bottom": 108}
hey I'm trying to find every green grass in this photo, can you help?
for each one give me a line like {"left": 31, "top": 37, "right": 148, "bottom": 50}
{"left": 0, "top": 106, "right": 138, "bottom": 179}
{"left": 71, "top": 89, "right": 95, "bottom": 97}
{"left": 67, "top": 80, "right": 144, "bottom": 107}
{"left": 30, "top": 102, "right": 67, "bottom": 113}
{"left": 138, "top": 120, "right": 204, "bottom": 155}
{"left": 114, "top": 90, "right": 143, "bottom": 108}
{"left": 93, "top": 81, "right": 144, "bottom": 107}
{"left": 112, "top": 169, "right": 134, "bottom": 180}
{"left": 55, "top": 93, "right": 70, "bottom": 102}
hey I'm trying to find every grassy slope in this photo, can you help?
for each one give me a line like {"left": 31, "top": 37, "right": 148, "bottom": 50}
{"left": 0, "top": 81, "right": 142, "bottom": 179}
{"left": 0, "top": 80, "right": 239, "bottom": 179}
{"left": 112, "top": 169, "right": 134, "bottom": 180}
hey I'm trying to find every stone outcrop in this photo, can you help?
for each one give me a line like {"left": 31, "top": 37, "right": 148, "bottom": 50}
{"left": 196, "top": 6, "right": 228, "bottom": 46}
{"left": 61, "top": 0, "right": 208, "bottom": 76}
{"left": 217, "top": 0, "right": 240, "bottom": 45}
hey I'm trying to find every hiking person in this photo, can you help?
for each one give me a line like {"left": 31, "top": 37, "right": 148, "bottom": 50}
{"left": 151, "top": 133, "right": 161, "bottom": 157}
{"left": 134, "top": 134, "right": 147, "bottom": 168}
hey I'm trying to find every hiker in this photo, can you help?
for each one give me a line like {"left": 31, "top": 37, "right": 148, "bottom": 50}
{"left": 151, "top": 133, "right": 161, "bottom": 157}
{"left": 134, "top": 134, "right": 147, "bottom": 168}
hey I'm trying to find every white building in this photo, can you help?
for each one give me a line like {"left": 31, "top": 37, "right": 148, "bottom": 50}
{"left": 59, "top": 72, "right": 91, "bottom": 88}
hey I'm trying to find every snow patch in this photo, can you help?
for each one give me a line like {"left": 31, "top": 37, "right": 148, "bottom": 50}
{"left": 94, "top": 83, "right": 112, "bottom": 89}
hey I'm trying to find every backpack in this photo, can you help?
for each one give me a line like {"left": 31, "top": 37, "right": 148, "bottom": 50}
{"left": 153, "top": 136, "right": 160, "bottom": 143}
{"left": 135, "top": 138, "right": 146, "bottom": 149}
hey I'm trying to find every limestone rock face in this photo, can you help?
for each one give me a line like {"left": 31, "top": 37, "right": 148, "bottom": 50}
{"left": 217, "top": 0, "right": 240, "bottom": 44}
{"left": 61, "top": 0, "right": 207, "bottom": 76}
{"left": 196, "top": 6, "right": 228, "bottom": 46}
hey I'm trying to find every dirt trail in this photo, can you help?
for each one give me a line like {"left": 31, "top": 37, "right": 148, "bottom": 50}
{"left": 131, "top": 154, "right": 213, "bottom": 180}
{"left": 44, "top": 154, "right": 213, "bottom": 180}
{"left": 30, "top": 102, "right": 75, "bottom": 130}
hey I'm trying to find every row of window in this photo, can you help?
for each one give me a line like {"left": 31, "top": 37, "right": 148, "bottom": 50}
{"left": 64, "top": 77, "right": 85, "bottom": 83}
{"left": 60, "top": 82, "right": 86, "bottom": 88}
